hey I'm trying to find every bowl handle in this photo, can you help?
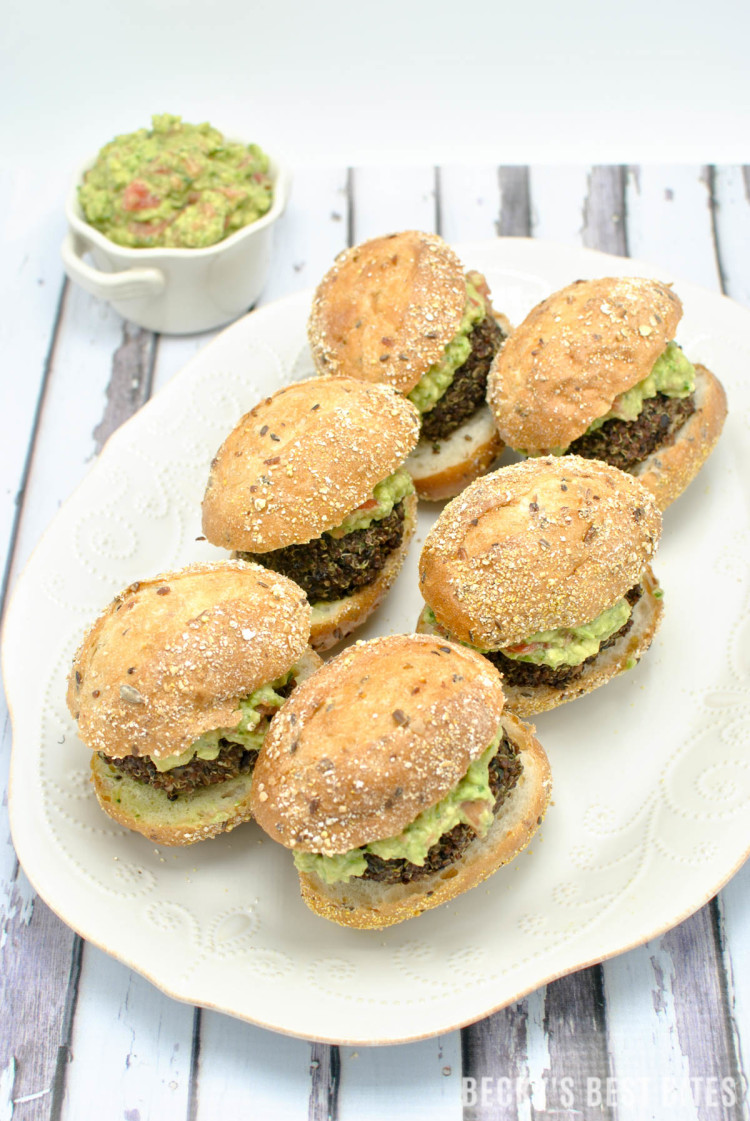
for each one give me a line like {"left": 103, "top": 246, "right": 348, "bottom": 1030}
{"left": 61, "top": 232, "right": 166, "bottom": 301}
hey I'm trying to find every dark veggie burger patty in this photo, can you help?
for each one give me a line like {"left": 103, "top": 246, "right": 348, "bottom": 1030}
{"left": 568, "top": 392, "right": 696, "bottom": 472}
{"left": 420, "top": 315, "right": 507, "bottom": 442}
{"left": 486, "top": 584, "right": 643, "bottom": 690}
{"left": 238, "top": 502, "right": 405, "bottom": 602}
{"left": 361, "top": 732, "right": 522, "bottom": 885}
{"left": 103, "top": 741, "right": 259, "bottom": 801}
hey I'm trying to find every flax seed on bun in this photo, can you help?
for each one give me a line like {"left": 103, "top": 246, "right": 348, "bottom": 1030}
{"left": 486, "top": 276, "right": 726, "bottom": 509}
{"left": 201, "top": 376, "right": 420, "bottom": 650}
{"left": 307, "top": 230, "right": 510, "bottom": 500}
{"left": 417, "top": 456, "right": 664, "bottom": 716}
{"left": 67, "top": 561, "right": 320, "bottom": 845}
{"left": 250, "top": 633, "right": 552, "bottom": 929}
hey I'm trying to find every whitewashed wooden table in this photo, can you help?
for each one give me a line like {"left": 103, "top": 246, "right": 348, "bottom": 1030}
{"left": 2, "top": 164, "right": 750, "bottom": 1120}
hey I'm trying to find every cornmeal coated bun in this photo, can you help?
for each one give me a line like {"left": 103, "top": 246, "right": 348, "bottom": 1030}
{"left": 67, "top": 560, "right": 312, "bottom": 764}
{"left": 297, "top": 709, "right": 552, "bottom": 929}
{"left": 251, "top": 633, "right": 510, "bottom": 854}
{"left": 88, "top": 645, "right": 322, "bottom": 847}
{"left": 487, "top": 277, "right": 683, "bottom": 454}
{"left": 307, "top": 489, "right": 418, "bottom": 651}
{"left": 631, "top": 365, "right": 728, "bottom": 511}
{"left": 201, "top": 376, "right": 420, "bottom": 553}
{"left": 406, "top": 404, "right": 504, "bottom": 502}
{"left": 419, "top": 455, "right": 662, "bottom": 649}
{"left": 417, "top": 568, "right": 663, "bottom": 718}
{"left": 308, "top": 231, "right": 467, "bottom": 393}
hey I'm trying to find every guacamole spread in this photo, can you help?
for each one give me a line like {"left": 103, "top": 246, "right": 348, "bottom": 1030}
{"left": 293, "top": 730, "right": 503, "bottom": 884}
{"left": 499, "top": 597, "right": 632, "bottom": 669}
{"left": 407, "top": 278, "right": 486, "bottom": 413}
{"left": 152, "top": 674, "right": 290, "bottom": 772}
{"left": 586, "top": 342, "right": 695, "bottom": 433}
{"left": 79, "top": 113, "right": 273, "bottom": 249}
{"left": 327, "top": 469, "right": 414, "bottom": 539}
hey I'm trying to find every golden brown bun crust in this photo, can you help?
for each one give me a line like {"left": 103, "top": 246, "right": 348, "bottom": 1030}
{"left": 307, "top": 231, "right": 467, "bottom": 393}
{"left": 487, "top": 277, "right": 683, "bottom": 453}
{"left": 202, "top": 376, "right": 419, "bottom": 552}
{"left": 417, "top": 566, "right": 664, "bottom": 717}
{"left": 297, "top": 710, "right": 552, "bottom": 929}
{"left": 419, "top": 455, "right": 661, "bottom": 648}
{"left": 67, "top": 561, "right": 311, "bottom": 762}
{"left": 632, "top": 365, "right": 728, "bottom": 510}
{"left": 406, "top": 404, "right": 504, "bottom": 501}
{"left": 251, "top": 633, "right": 508, "bottom": 853}
{"left": 307, "top": 490, "right": 418, "bottom": 650}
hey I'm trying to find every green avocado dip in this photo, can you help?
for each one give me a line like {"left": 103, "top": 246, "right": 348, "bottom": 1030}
{"left": 499, "top": 597, "right": 632, "bottom": 669}
{"left": 407, "top": 275, "right": 486, "bottom": 413}
{"left": 586, "top": 341, "right": 695, "bottom": 434}
{"left": 78, "top": 113, "right": 273, "bottom": 249}
{"left": 293, "top": 729, "right": 503, "bottom": 884}
{"left": 326, "top": 469, "right": 414, "bottom": 540}
{"left": 152, "top": 673, "right": 291, "bottom": 772}
{"left": 423, "top": 598, "right": 633, "bottom": 670}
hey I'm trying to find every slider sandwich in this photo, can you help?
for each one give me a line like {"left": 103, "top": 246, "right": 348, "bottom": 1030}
{"left": 308, "top": 230, "right": 511, "bottom": 500}
{"left": 250, "top": 633, "right": 551, "bottom": 929}
{"left": 66, "top": 561, "right": 320, "bottom": 845}
{"left": 418, "top": 456, "right": 664, "bottom": 716}
{"left": 201, "top": 376, "right": 420, "bottom": 650}
{"left": 487, "top": 276, "right": 727, "bottom": 510}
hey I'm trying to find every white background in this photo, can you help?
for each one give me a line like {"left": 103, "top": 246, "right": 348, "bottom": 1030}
{"left": 4, "top": 0, "right": 749, "bottom": 176}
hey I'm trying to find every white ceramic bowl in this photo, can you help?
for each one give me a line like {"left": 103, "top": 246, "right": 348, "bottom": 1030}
{"left": 62, "top": 152, "right": 290, "bottom": 334}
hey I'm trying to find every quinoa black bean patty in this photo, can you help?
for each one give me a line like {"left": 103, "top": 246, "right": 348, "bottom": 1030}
{"left": 486, "top": 584, "right": 644, "bottom": 691}
{"left": 103, "top": 741, "right": 259, "bottom": 801}
{"left": 237, "top": 502, "right": 406, "bottom": 603}
{"left": 568, "top": 392, "right": 696, "bottom": 473}
{"left": 360, "top": 732, "right": 522, "bottom": 885}
{"left": 420, "top": 315, "right": 507, "bottom": 442}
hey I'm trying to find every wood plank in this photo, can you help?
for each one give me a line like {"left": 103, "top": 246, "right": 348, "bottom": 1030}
{"left": 528, "top": 166, "right": 590, "bottom": 245}
{"left": 59, "top": 947, "right": 194, "bottom": 1121}
{"left": 498, "top": 168, "right": 531, "bottom": 238}
{"left": 0, "top": 171, "right": 68, "bottom": 603}
{"left": 337, "top": 1037, "right": 462, "bottom": 1120}
{"left": 624, "top": 165, "right": 722, "bottom": 288}
{"left": 438, "top": 166, "right": 502, "bottom": 243}
{"left": 349, "top": 166, "right": 437, "bottom": 242}
{"left": 190, "top": 1014, "right": 313, "bottom": 1121}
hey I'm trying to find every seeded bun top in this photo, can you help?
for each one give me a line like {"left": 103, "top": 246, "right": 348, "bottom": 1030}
{"left": 487, "top": 276, "right": 683, "bottom": 454}
{"left": 201, "top": 376, "right": 420, "bottom": 552}
{"left": 67, "top": 561, "right": 311, "bottom": 762}
{"left": 419, "top": 456, "right": 662, "bottom": 649}
{"left": 250, "top": 633, "right": 507, "bottom": 855}
{"left": 307, "top": 230, "right": 468, "bottom": 393}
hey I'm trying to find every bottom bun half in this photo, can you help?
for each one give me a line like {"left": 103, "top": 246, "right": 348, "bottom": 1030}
{"left": 632, "top": 365, "right": 727, "bottom": 511}
{"left": 405, "top": 405, "right": 503, "bottom": 502}
{"left": 91, "top": 757, "right": 255, "bottom": 846}
{"left": 297, "top": 710, "right": 552, "bottom": 930}
{"left": 418, "top": 566, "right": 664, "bottom": 718}
{"left": 309, "top": 490, "right": 418, "bottom": 651}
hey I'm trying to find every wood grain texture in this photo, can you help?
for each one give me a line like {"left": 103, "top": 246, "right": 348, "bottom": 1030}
{"left": 498, "top": 168, "right": 531, "bottom": 238}
{"left": 60, "top": 947, "right": 194, "bottom": 1121}
{"left": 582, "top": 166, "right": 628, "bottom": 257}
{"left": 91, "top": 322, "right": 156, "bottom": 454}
